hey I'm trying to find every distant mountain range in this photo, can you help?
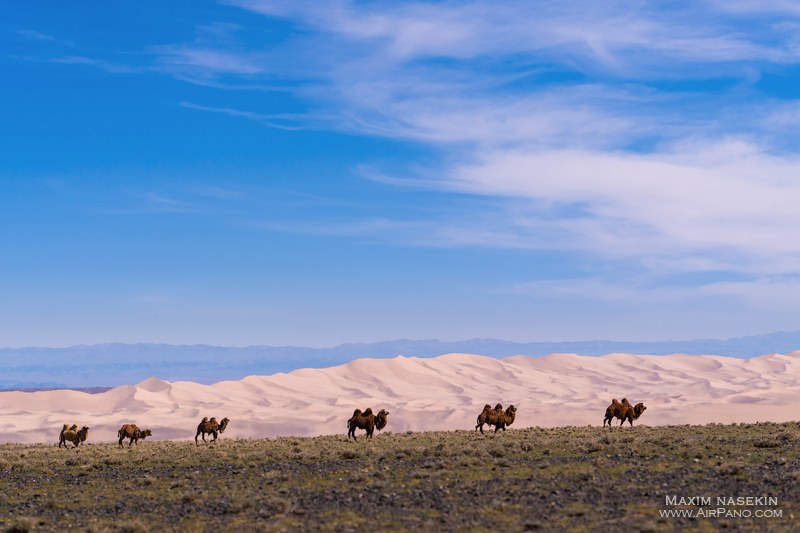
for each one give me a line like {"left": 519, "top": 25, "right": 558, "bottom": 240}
{"left": 2, "top": 330, "right": 800, "bottom": 389}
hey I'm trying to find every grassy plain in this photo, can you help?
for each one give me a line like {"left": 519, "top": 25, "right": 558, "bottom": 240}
{"left": 1, "top": 423, "right": 798, "bottom": 532}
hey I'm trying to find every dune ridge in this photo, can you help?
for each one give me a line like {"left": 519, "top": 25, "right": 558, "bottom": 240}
{"left": 0, "top": 351, "right": 798, "bottom": 444}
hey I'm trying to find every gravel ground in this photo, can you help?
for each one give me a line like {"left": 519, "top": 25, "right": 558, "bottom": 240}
{"left": 1, "top": 422, "right": 798, "bottom": 532}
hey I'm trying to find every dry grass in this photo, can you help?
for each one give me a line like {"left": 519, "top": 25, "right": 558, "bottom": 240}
{"left": 1, "top": 422, "right": 798, "bottom": 531}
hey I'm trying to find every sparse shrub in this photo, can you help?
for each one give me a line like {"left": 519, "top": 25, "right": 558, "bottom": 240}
{"left": 5, "top": 517, "right": 38, "bottom": 533}
{"left": 258, "top": 496, "right": 290, "bottom": 518}
{"left": 116, "top": 519, "right": 148, "bottom": 533}
{"left": 585, "top": 442, "right": 603, "bottom": 453}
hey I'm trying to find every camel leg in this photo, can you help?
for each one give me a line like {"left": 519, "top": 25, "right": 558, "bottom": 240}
{"left": 195, "top": 431, "right": 200, "bottom": 445}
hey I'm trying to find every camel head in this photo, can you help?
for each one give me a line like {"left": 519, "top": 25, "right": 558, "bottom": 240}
{"left": 633, "top": 403, "right": 647, "bottom": 418}
{"left": 375, "top": 409, "right": 389, "bottom": 430}
{"left": 219, "top": 418, "right": 230, "bottom": 432}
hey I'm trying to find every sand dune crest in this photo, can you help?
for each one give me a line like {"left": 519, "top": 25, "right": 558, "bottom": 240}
{"left": 0, "top": 352, "right": 798, "bottom": 444}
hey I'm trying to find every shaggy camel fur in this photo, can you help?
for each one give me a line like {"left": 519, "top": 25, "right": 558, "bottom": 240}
{"left": 59, "top": 425, "right": 89, "bottom": 448}
{"left": 604, "top": 398, "right": 647, "bottom": 426}
{"left": 476, "top": 404, "right": 497, "bottom": 433}
{"left": 117, "top": 424, "right": 152, "bottom": 448}
{"left": 476, "top": 404, "right": 516, "bottom": 434}
{"left": 195, "top": 416, "right": 230, "bottom": 444}
{"left": 347, "top": 408, "right": 389, "bottom": 440}
{"left": 603, "top": 398, "right": 630, "bottom": 426}
{"left": 494, "top": 405, "right": 517, "bottom": 432}
{"left": 620, "top": 403, "right": 647, "bottom": 426}
{"left": 375, "top": 409, "right": 389, "bottom": 431}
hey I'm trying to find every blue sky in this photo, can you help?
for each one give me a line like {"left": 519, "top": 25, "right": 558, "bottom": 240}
{"left": 3, "top": 1, "right": 800, "bottom": 347}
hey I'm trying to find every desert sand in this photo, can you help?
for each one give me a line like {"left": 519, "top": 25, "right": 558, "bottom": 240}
{"left": 0, "top": 352, "right": 798, "bottom": 444}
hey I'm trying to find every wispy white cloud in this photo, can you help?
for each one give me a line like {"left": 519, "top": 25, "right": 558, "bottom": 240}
{"left": 225, "top": 0, "right": 800, "bottom": 68}
{"left": 179, "top": 102, "right": 317, "bottom": 130}
{"left": 17, "top": 29, "right": 57, "bottom": 42}
{"left": 151, "top": 46, "right": 263, "bottom": 75}
{"left": 50, "top": 55, "right": 142, "bottom": 74}
{"left": 513, "top": 278, "right": 695, "bottom": 303}
{"left": 515, "top": 274, "right": 800, "bottom": 312}
{"left": 178, "top": 2, "right": 800, "bottom": 282}
{"left": 46, "top": 1, "right": 800, "bottom": 300}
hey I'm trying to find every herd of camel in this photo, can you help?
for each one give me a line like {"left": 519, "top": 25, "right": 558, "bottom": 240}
{"left": 57, "top": 416, "right": 230, "bottom": 449}
{"left": 55, "top": 398, "right": 647, "bottom": 447}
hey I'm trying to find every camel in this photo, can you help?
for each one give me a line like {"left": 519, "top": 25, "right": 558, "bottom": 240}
{"left": 347, "top": 408, "right": 389, "bottom": 440}
{"left": 59, "top": 425, "right": 89, "bottom": 448}
{"left": 195, "top": 416, "right": 230, "bottom": 444}
{"left": 117, "top": 424, "right": 152, "bottom": 448}
{"left": 476, "top": 404, "right": 516, "bottom": 434}
{"left": 604, "top": 398, "right": 646, "bottom": 426}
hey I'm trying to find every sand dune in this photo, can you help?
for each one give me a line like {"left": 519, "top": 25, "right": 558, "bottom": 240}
{"left": 1, "top": 351, "right": 798, "bottom": 444}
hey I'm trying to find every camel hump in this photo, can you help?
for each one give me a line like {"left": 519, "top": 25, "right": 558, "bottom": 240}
{"left": 363, "top": 407, "right": 373, "bottom": 415}
{"left": 352, "top": 409, "right": 362, "bottom": 417}
{"left": 494, "top": 403, "right": 503, "bottom": 411}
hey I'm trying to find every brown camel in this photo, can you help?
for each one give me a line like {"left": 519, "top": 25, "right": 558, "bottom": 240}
{"left": 195, "top": 416, "right": 230, "bottom": 444}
